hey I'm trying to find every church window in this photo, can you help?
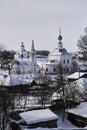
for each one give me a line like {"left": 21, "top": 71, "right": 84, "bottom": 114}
{"left": 63, "top": 60, "right": 65, "bottom": 64}
{"left": 27, "top": 55, "right": 29, "bottom": 58}
{"left": 53, "top": 68, "right": 56, "bottom": 72}
{"left": 67, "top": 59, "right": 69, "bottom": 64}
{"left": 46, "top": 68, "right": 48, "bottom": 72}
{"left": 21, "top": 54, "right": 23, "bottom": 58}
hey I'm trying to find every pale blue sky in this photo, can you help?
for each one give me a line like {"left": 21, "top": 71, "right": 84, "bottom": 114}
{"left": 0, "top": 0, "right": 87, "bottom": 52}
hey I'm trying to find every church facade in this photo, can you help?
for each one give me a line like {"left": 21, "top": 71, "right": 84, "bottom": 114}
{"left": 11, "top": 41, "right": 40, "bottom": 75}
{"left": 45, "top": 29, "right": 72, "bottom": 75}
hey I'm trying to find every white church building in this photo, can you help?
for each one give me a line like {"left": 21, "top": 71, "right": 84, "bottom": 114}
{"left": 11, "top": 41, "right": 40, "bottom": 75}
{"left": 45, "top": 29, "right": 72, "bottom": 75}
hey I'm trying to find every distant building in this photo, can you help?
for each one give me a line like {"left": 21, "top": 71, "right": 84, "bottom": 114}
{"left": 11, "top": 41, "right": 40, "bottom": 75}
{"left": 45, "top": 28, "right": 72, "bottom": 75}
{"left": 15, "top": 42, "right": 29, "bottom": 60}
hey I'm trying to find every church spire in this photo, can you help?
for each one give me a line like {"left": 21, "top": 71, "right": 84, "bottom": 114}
{"left": 30, "top": 40, "right": 37, "bottom": 64}
{"left": 58, "top": 28, "right": 63, "bottom": 49}
{"left": 31, "top": 40, "right": 35, "bottom": 51}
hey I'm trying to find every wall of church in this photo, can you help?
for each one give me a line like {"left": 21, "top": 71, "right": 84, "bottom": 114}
{"left": 45, "top": 64, "right": 59, "bottom": 74}
{"left": 61, "top": 55, "right": 72, "bottom": 67}
{"left": 46, "top": 53, "right": 72, "bottom": 74}
{"left": 48, "top": 53, "right": 61, "bottom": 62}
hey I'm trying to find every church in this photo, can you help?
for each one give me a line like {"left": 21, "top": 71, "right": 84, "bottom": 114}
{"left": 11, "top": 40, "right": 40, "bottom": 75}
{"left": 45, "top": 29, "right": 72, "bottom": 75}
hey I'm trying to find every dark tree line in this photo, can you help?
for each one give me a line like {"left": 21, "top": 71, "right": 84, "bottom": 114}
{"left": 0, "top": 50, "right": 15, "bottom": 70}
{"left": 77, "top": 26, "right": 87, "bottom": 60}
{"left": 36, "top": 50, "right": 50, "bottom": 56}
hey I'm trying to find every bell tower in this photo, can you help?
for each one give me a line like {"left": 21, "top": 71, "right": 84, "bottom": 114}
{"left": 30, "top": 40, "right": 37, "bottom": 64}
{"left": 58, "top": 28, "right": 63, "bottom": 50}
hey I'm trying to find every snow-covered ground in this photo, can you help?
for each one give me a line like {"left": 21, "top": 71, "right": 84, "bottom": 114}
{"left": 76, "top": 78, "right": 87, "bottom": 93}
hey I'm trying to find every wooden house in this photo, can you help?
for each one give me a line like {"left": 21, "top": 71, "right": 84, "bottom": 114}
{"left": 19, "top": 109, "right": 58, "bottom": 128}
{"left": 67, "top": 102, "right": 87, "bottom": 127}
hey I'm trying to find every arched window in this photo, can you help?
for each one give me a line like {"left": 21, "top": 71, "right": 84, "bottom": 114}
{"left": 53, "top": 68, "right": 56, "bottom": 72}
{"left": 67, "top": 59, "right": 69, "bottom": 64}
{"left": 63, "top": 59, "right": 65, "bottom": 64}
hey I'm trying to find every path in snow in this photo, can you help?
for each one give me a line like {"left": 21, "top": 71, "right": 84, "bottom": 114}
{"left": 57, "top": 110, "right": 78, "bottom": 129}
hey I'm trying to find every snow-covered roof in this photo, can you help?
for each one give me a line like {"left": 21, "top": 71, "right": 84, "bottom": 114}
{"left": 52, "top": 48, "right": 69, "bottom": 55}
{"left": 3, "top": 74, "right": 38, "bottom": 86}
{"left": 46, "top": 60, "right": 58, "bottom": 65}
{"left": 59, "top": 48, "right": 69, "bottom": 55}
{"left": 68, "top": 102, "right": 87, "bottom": 118}
{"left": 48, "top": 75, "right": 58, "bottom": 81}
{"left": 67, "top": 72, "right": 87, "bottom": 80}
{"left": 37, "top": 57, "right": 48, "bottom": 68}
{"left": 19, "top": 109, "right": 58, "bottom": 125}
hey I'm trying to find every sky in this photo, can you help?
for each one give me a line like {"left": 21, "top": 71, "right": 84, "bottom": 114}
{"left": 0, "top": 0, "right": 87, "bottom": 52}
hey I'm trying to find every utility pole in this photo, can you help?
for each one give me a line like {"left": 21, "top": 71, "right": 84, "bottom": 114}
{"left": 60, "top": 65, "right": 65, "bottom": 121}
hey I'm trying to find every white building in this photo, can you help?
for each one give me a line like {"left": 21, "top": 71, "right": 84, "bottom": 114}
{"left": 29, "top": 40, "right": 37, "bottom": 64}
{"left": 11, "top": 41, "right": 40, "bottom": 75}
{"left": 45, "top": 29, "right": 72, "bottom": 75}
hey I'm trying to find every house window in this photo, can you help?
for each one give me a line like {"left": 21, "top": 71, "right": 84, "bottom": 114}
{"left": 63, "top": 60, "right": 65, "bottom": 64}
{"left": 50, "top": 82, "right": 53, "bottom": 85}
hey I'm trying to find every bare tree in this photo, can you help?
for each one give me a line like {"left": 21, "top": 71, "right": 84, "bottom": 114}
{"left": 0, "top": 50, "right": 15, "bottom": 70}
{"left": 71, "top": 61, "right": 78, "bottom": 73}
{"left": 77, "top": 26, "right": 87, "bottom": 55}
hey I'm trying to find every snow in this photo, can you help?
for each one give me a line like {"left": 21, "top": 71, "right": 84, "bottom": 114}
{"left": 23, "top": 128, "right": 57, "bottom": 130}
{"left": 58, "top": 117, "right": 78, "bottom": 129}
{"left": 68, "top": 102, "right": 87, "bottom": 118}
{"left": 0, "top": 72, "right": 48, "bottom": 86}
{"left": 46, "top": 60, "right": 58, "bottom": 65}
{"left": 67, "top": 72, "right": 87, "bottom": 80}
{"left": 37, "top": 57, "right": 48, "bottom": 68}
{"left": 3, "top": 74, "right": 34, "bottom": 86}
{"left": 76, "top": 78, "right": 87, "bottom": 93}
{"left": 80, "top": 65, "right": 87, "bottom": 71}
{"left": 51, "top": 92, "right": 60, "bottom": 100}
{"left": 19, "top": 109, "right": 58, "bottom": 125}
{"left": 20, "top": 111, "right": 78, "bottom": 130}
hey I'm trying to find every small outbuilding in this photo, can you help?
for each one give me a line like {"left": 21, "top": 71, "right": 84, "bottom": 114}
{"left": 19, "top": 109, "right": 58, "bottom": 128}
{"left": 67, "top": 102, "right": 87, "bottom": 127}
